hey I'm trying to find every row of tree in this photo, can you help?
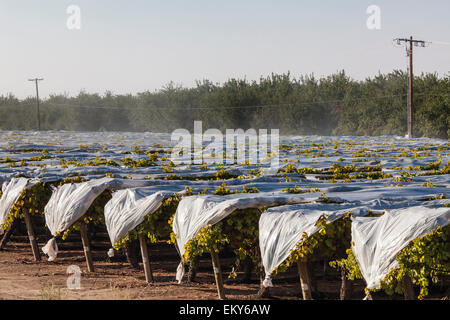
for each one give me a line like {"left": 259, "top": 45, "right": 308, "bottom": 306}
{"left": 0, "top": 71, "right": 448, "bottom": 138}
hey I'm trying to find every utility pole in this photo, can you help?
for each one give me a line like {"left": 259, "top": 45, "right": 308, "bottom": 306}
{"left": 393, "top": 37, "right": 427, "bottom": 138}
{"left": 28, "top": 78, "right": 44, "bottom": 131}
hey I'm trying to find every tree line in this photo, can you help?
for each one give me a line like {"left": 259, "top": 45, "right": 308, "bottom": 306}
{"left": 0, "top": 70, "right": 448, "bottom": 138}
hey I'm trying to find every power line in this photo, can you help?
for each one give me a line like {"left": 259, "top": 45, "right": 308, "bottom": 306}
{"left": 428, "top": 40, "right": 450, "bottom": 46}
{"left": 29, "top": 92, "right": 449, "bottom": 111}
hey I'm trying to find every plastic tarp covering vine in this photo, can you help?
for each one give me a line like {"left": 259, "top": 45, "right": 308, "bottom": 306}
{"left": 103, "top": 182, "right": 226, "bottom": 249}
{"left": 351, "top": 205, "right": 450, "bottom": 290}
{"left": 258, "top": 203, "right": 366, "bottom": 287}
{"left": 42, "top": 177, "right": 153, "bottom": 260}
{"left": 0, "top": 177, "right": 37, "bottom": 232}
{"left": 172, "top": 192, "right": 323, "bottom": 282}
{"left": 105, "top": 188, "right": 177, "bottom": 247}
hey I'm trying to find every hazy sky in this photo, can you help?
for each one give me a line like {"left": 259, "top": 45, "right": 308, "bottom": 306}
{"left": 1, "top": 0, "right": 449, "bottom": 99}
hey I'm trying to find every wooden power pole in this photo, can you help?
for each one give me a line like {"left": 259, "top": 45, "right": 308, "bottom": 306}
{"left": 28, "top": 78, "right": 44, "bottom": 131}
{"left": 408, "top": 36, "right": 414, "bottom": 138}
{"left": 394, "top": 37, "right": 427, "bottom": 138}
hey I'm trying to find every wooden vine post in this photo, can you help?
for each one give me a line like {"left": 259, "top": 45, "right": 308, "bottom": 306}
{"left": 340, "top": 265, "right": 353, "bottom": 300}
{"left": 256, "top": 206, "right": 270, "bottom": 298}
{"left": 0, "top": 219, "right": 19, "bottom": 250}
{"left": 210, "top": 248, "right": 226, "bottom": 300}
{"left": 297, "top": 261, "right": 312, "bottom": 300}
{"left": 22, "top": 209, "right": 41, "bottom": 261}
{"left": 187, "top": 256, "right": 199, "bottom": 282}
{"left": 124, "top": 239, "right": 140, "bottom": 268}
{"left": 138, "top": 233, "right": 153, "bottom": 283}
{"left": 402, "top": 276, "right": 415, "bottom": 300}
{"left": 80, "top": 222, "right": 94, "bottom": 272}
{"left": 258, "top": 257, "right": 271, "bottom": 298}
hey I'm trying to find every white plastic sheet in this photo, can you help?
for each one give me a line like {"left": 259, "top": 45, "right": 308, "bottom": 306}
{"left": 42, "top": 177, "right": 153, "bottom": 260}
{"left": 45, "top": 178, "right": 110, "bottom": 236}
{"left": 259, "top": 207, "right": 327, "bottom": 287}
{"left": 104, "top": 188, "right": 176, "bottom": 246}
{"left": 172, "top": 192, "right": 322, "bottom": 282}
{"left": 0, "top": 177, "right": 36, "bottom": 231}
{"left": 259, "top": 203, "right": 369, "bottom": 287}
{"left": 351, "top": 205, "right": 450, "bottom": 289}
{"left": 44, "top": 178, "right": 151, "bottom": 236}
{"left": 41, "top": 237, "right": 58, "bottom": 261}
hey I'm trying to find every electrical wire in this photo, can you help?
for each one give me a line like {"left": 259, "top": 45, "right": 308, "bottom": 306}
{"left": 27, "top": 92, "right": 449, "bottom": 111}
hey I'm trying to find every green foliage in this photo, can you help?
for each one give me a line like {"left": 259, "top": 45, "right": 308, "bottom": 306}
{"left": 183, "top": 223, "right": 230, "bottom": 261}
{"left": 282, "top": 185, "right": 320, "bottom": 194}
{"left": 440, "top": 161, "right": 450, "bottom": 174}
{"left": 0, "top": 182, "right": 53, "bottom": 230}
{"left": 0, "top": 177, "right": 110, "bottom": 241}
{"left": 59, "top": 190, "right": 112, "bottom": 240}
{"left": 379, "top": 225, "right": 450, "bottom": 299}
{"left": 329, "top": 247, "right": 363, "bottom": 281}
{"left": 319, "top": 163, "right": 392, "bottom": 181}
{"left": 120, "top": 156, "right": 156, "bottom": 168}
{"left": 213, "top": 183, "right": 259, "bottom": 195}
{"left": 0, "top": 71, "right": 448, "bottom": 138}
{"left": 332, "top": 224, "right": 450, "bottom": 299}
{"left": 114, "top": 194, "right": 182, "bottom": 249}
{"left": 273, "top": 213, "right": 352, "bottom": 275}
{"left": 114, "top": 187, "right": 210, "bottom": 250}
{"left": 182, "top": 207, "right": 263, "bottom": 279}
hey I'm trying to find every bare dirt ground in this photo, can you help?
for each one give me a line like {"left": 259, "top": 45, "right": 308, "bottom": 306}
{"left": 0, "top": 234, "right": 368, "bottom": 300}
{"left": 1, "top": 234, "right": 445, "bottom": 300}
{"left": 0, "top": 241, "right": 256, "bottom": 300}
